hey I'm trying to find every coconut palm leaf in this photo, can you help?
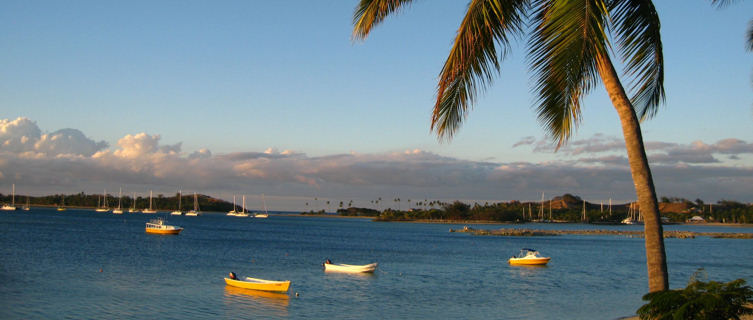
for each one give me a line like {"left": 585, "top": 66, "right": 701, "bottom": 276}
{"left": 609, "top": 0, "right": 664, "bottom": 120}
{"left": 748, "top": 21, "right": 753, "bottom": 51}
{"left": 432, "top": 0, "right": 528, "bottom": 140}
{"left": 352, "top": 0, "right": 414, "bottom": 40}
{"left": 528, "top": 0, "right": 610, "bottom": 147}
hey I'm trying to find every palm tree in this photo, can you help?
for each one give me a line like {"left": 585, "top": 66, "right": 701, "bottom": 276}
{"left": 354, "top": 0, "right": 668, "bottom": 292}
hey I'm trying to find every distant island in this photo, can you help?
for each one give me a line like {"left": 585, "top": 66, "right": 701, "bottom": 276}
{"left": 0, "top": 192, "right": 237, "bottom": 213}
{"left": 303, "top": 194, "right": 753, "bottom": 225}
{"left": 3, "top": 192, "right": 751, "bottom": 225}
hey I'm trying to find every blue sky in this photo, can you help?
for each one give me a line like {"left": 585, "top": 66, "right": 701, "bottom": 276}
{"left": 1, "top": 1, "right": 752, "bottom": 211}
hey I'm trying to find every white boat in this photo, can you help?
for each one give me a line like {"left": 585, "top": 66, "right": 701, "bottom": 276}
{"left": 145, "top": 218, "right": 183, "bottom": 235}
{"left": 621, "top": 202, "right": 642, "bottom": 225}
{"left": 142, "top": 190, "right": 157, "bottom": 213}
{"left": 254, "top": 194, "right": 269, "bottom": 218}
{"left": 323, "top": 261, "right": 378, "bottom": 273}
{"left": 171, "top": 190, "right": 183, "bottom": 215}
{"left": 112, "top": 188, "right": 124, "bottom": 214}
{"left": 235, "top": 195, "right": 249, "bottom": 217}
{"left": 185, "top": 192, "right": 200, "bottom": 216}
{"left": 508, "top": 248, "right": 551, "bottom": 265}
{"left": 1, "top": 184, "right": 18, "bottom": 211}
{"left": 95, "top": 189, "right": 110, "bottom": 212}
{"left": 22, "top": 197, "right": 30, "bottom": 211}
{"left": 227, "top": 195, "right": 238, "bottom": 216}
{"left": 128, "top": 192, "right": 139, "bottom": 213}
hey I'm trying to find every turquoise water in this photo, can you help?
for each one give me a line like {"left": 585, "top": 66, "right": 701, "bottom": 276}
{"left": 1, "top": 209, "right": 751, "bottom": 319}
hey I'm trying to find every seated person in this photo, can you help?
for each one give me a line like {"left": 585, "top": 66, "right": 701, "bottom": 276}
{"left": 229, "top": 272, "right": 238, "bottom": 280}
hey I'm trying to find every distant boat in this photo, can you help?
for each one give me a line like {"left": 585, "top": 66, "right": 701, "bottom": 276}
{"left": 142, "top": 190, "right": 157, "bottom": 213}
{"left": 1, "top": 184, "right": 18, "bottom": 211}
{"left": 57, "top": 195, "right": 66, "bottom": 211}
{"left": 22, "top": 196, "right": 30, "bottom": 211}
{"left": 254, "top": 194, "right": 269, "bottom": 218}
{"left": 508, "top": 248, "right": 551, "bottom": 266}
{"left": 145, "top": 218, "right": 183, "bottom": 235}
{"left": 128, "top": 192, "right": 139, "bottom": 213}
{"left": 185, "top": 192, "right": 200, "bottom": 216}
{"left": 323, "top": 261, "right": 378, "bottom": 273}
{"left": 95, "top": 189, "right": 110, "bottom": 212}
{"left": 112, "top": 188, "right": 124, "bottom": 214}
{"left": 224, "top": 276, "right": 290, "bottom": 293}
{"left": 227, "top": 195, "right": 238, "bottom": 216}
{"left": 621, "top": 202, "right": 642, "bottom": 225}
{"left": 171, "top": 190, "right": 183, "bottom": 216}
{"left": 235, "top": 195, "right": 249, "bottom": 217}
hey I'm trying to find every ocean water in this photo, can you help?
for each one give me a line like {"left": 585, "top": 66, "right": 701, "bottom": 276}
{"left": 1, "top": 208, "right": 751, "bottom": 319}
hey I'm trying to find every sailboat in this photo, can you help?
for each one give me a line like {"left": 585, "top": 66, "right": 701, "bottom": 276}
{"left": 113, "top": 188, "right": 124, "bottom": 214}
{"left": 1, "top": 184, "right": 18, "bottom": 211}
{"left": 235, "top": 195, "right": 249, "bottom": 217}
{"left": 227, "top": 195, "right": 238, "bottom": 216}
{"left": 142, "top": 190, "right": 157, "bottom": 213}
{"left": 128, "top": 192, "right": 139, "bottom": 213}
{"left": 171, "top": 190, "right": 183, "bottom": 215}
{"left": 254, "top": 194, "right": 269, "bottom": 218}
{"left": 185, "top": 192, "right": 200, "bottom": 216}
{"left": 57, "top": 195, "right": 66, "bottom": 211}
{"left": 23, "top": 196, "right": 30, "bottom": 211}
{"left": 95, "top": 189, "right": 110, "bottom": 212}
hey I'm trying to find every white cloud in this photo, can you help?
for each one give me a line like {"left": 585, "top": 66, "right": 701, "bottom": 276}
{"left": 0, "top": 117, "right": 107, "bottom": 156}
{"left": 1, "top": 118, "right": 751, "bottom": 210}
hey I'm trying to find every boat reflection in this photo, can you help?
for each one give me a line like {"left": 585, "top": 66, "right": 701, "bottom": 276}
{"left": 224, "top": 285, "right": 290, "bottom": 305}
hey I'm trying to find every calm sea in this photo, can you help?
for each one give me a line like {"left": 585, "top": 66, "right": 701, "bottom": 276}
{"left": 1, "top": 208, "right": 751, "bottom": 319}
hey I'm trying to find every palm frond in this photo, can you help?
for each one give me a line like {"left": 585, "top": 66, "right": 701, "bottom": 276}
{"left": 528, "top": 0, "right": 610, "bottom": 148}
{"left": 432, "top": 0, "right": 528, "bottom": 140}
{"left": 710, "top": 0, "right": 740, "bottom": 8}
{"left": 352, "top": 0, "right": 414, "bottom": 41}
{"left": 747, "top": 21, "right": 753, "bottom": 51}
{"left": 609, "top": 0, "right": 665, "bottom": 120}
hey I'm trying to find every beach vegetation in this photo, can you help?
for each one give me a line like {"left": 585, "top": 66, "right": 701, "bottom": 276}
{"left": 637, "top": 273, "right": 753, "bottom": 320}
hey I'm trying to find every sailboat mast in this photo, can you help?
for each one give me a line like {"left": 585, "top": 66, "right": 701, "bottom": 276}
{"left": 11, "top": 184, "right": 15, "bottom": 206}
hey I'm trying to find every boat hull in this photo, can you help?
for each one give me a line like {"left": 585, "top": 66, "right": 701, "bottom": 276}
{"left": 508, "top": 257, "right": 551, "bottom": 265}
{"left": 145, "top": 227, "right": 183, "bottom": 235}
{"left": 224, "top": 277, "right": 290, "bottom": 292}
{"left": 324, "top": 263, "right": 378, "bottom": 273}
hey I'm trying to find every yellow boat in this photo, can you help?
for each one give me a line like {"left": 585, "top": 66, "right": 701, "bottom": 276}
{"left": 145, "top": 218, "right": 183, "bottom": 235}
{"left": 508, "top": 248, "right": 551, "bottom": 266}
{"left": 224, "top": 276, "right": 291, "bottom": 293}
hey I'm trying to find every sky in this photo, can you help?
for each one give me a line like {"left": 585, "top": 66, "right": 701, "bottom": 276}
{"left": 1, "top": 1, "right": 752, "bottom": 211}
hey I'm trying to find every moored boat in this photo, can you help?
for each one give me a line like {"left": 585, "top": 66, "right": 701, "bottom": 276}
{"left": 508, "top": 248, "right": 550, "bottom": 266}
{"left": 224, "top": 276, "right": 291, "bottom": 293}
{"left": 171, "top": 190, "right": 183, "bottom": 215}
{"left": 185, "top": 192, "right": 200, "bottom": 216}
{"left": 145, "top": 218, "right": 183, "bottom": 235}
{"left": 141, "top": 190, "right": 157, "bottom": 213}
{"left": 1, "top": 184, "right": 18, "bottom": 211}
{"left": 323, "top": 261, "right": 378, "bottom": 273}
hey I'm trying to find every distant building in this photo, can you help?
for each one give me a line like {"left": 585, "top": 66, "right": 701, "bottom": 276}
{"left": 687, "top": 216, "right": 706, "bottom": 223}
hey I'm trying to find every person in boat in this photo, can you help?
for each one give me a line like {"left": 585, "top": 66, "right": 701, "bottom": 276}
{"left": 325, "top": 259, "right": 332, "bottom": 264}
{"left": 229, "top": 272, "right": 238, "bottom": 280}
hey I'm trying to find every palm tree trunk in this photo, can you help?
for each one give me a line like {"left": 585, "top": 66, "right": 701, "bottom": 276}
{"left": 596, "top": 53, "right": 669, "bottom": 292}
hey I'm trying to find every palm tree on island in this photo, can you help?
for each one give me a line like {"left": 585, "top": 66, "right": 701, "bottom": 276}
{"left": 353, "top": 0, "right": 668, "bottom": 292}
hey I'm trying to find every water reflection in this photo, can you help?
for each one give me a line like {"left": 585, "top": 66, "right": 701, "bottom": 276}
{"left": 223, "top": 285, "right": 289, "bottom": 317}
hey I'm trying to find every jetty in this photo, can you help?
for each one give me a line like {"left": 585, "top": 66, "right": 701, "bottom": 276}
{"left": 449, "top": 226, "right": 753, "bottom": 239}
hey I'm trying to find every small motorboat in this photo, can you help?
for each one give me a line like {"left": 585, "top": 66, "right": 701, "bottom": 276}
{"left": 145, "top": 218, "right": 183, "bottom": 235}
{"left": 323, "top": 261, "right": 378, "bottom": 273}
{"left": 224, "top": 276, "right": 291, "bottom": 293}
{"left": 508, "top": 248, "right": 551, "bottom": 266}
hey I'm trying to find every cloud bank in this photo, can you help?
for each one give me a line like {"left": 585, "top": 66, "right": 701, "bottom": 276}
{"left": 1, "top": 117, "right": 751, "bottom": 211}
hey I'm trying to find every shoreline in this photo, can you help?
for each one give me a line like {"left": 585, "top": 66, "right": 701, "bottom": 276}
{"left": 278, "top": 214, "right": 753, "bottom": 227}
